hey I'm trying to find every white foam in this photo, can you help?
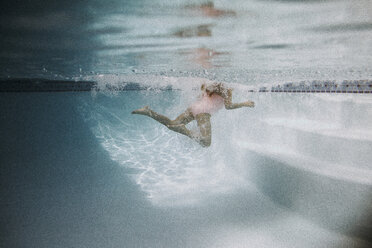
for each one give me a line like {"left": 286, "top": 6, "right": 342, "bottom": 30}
{"left": 80, "top": 74, "right": 257, "bottom": 92}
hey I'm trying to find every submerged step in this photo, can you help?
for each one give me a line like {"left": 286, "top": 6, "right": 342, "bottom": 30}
{"left": 239, "top": 141, "right": 372, "bottom": 185}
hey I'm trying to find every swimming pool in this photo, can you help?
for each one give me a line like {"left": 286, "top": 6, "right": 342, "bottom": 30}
{"left": 1, "top": 0, "right": 372, "bottom": 246}
{"left": 1, "top": 75, "right": 371, "bottom": 247}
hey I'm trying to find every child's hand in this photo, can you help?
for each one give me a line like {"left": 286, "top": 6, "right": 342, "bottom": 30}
{"left": 245, "top": 101, "right": 255, "bottom": 107}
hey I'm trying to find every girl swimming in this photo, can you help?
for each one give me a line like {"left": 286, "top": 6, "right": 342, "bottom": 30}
{"left": 132, "top": 83, "right": 255, "bottom": 147}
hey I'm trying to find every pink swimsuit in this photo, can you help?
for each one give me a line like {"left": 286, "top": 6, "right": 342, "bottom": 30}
{"left": 189, "top": 93, "right": 225, "bottom": 116}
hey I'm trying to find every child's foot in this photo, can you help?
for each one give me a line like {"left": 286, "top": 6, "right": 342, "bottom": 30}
{"left": 245, "top": 101, "right": 255, "bottom": 107}
{"left": 132, "top": 106, "right": 150, "bottom": 115}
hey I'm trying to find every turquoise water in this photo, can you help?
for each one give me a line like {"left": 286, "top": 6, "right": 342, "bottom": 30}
{"left": 1, "top": 0, "right": 372, "bottom": 83}
{"left": 1, "top": 0, "right": 372, "bottom": 247}
{"left": 2, "top": 89, "right": 371, "bottom": 247}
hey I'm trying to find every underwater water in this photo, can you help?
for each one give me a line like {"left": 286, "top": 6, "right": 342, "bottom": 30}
{"left": 1, "top": 0, "right": 372, "bottom": 247}
{"left": 2, "top": 76, "right": 371, "bottom": 248}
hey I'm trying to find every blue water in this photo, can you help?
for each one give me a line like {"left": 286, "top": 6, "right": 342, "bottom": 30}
{"left": 2, "top": 89, "right": 371, "bottom": 247}
{"left": 1, "top": 0, "right": 372, "bottom": 82}
{"left": 1, "top": 0, "right": 372, "bottom": 247}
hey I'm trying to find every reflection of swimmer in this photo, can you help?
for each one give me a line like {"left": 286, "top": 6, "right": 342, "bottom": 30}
{"left": 132, "top": 83, "right": 254, "bottom": 147}
{"left": 173, "top": 24, "right": 212, "bottom": 38}
{"left": 186, "top": 1, "right": 236, "bottom": 18}
{"left": 190, "top": 47, "right": 227, "bottom": 68}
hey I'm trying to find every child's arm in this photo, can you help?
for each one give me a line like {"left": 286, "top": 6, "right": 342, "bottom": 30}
{"left": 223, "top": 88, "right": 255, "bottom": 109}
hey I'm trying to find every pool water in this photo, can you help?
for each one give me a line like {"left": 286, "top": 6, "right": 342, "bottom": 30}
{"left": 1, "top": 0, "right": 372, "bottom": 247}
{"left": 78, "top": 75, "right": 371, "bottom": 246}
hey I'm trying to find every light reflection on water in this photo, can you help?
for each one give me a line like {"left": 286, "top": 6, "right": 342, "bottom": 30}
{"left": 75, "top": 75, "right": 372, "bottom": 246}
{"left": 81, "top": 76, "right": 371, "bottom": 195}
{"left": 1, "top": 0, "right": 372, "bottom": 83}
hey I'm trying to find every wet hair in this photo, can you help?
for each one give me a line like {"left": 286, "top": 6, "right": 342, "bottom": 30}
{"left": 201, "top": 82, "right": 224, "bottom": 95}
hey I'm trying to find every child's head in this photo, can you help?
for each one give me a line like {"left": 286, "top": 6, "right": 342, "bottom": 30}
{"left": 201, "top": 83, "right": 224, "bottom": 96}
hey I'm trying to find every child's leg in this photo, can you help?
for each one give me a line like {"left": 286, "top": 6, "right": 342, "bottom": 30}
{"left": 169, "top": 113, "right": 211, "bottom": 147}
{"left": 132, "top": 107, "right": 211, "bottom": 147}
{"left": 132, "top": 106, "right": 194, "bottom": 126}
{"left": 132, "top": 106, "right": 172, "bottom": 126}
{"left": 132, "top": 106, "right": 195, "bottom": 138}
{"left": 195, "top": 113, "right": 212, "bottom": 147}
{"left": 172, "top": 108, "right": 194, "bottom": 125}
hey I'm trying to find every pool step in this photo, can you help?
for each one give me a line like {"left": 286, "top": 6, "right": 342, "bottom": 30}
{"left": 240, "top": 142, "right": 372, "bottom": 242}
{"left": 233, "top": 117, "right": 372, "bottom": 173}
